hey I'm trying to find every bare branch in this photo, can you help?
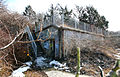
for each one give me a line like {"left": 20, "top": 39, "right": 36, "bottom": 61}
{"left": 3, "top": 53, "right": 13, "bottom": 71}
{"left": 0, "top": 31, "right": 23, "bottom": 50}
{"left": 17, "top": 30, "right": 51, "bottom": 43}
{"left": 4, "top": 25, "right": 18, "bottom": 64}
{"left": 17, "top": 34, "right": 51, "bottom": 43}
{"left": 37, "top": 23, "right": 42, "bottom": 40}
{"left": 98, "top": 66, "right": 105, "bottom": 77}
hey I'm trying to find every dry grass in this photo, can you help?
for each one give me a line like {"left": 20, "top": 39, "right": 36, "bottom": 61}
{"left": 66, "top": 38, "right": 117, "bottom": 76}
{"left": 0, "top": 60, "right": 12, "bottom": 77}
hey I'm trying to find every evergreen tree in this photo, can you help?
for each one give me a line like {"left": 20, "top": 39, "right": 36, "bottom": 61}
{"left": 76, "top": 5, "right": 109, "bottom": 29}
{"left": 23, "top": 5, "right": 36, "bottom": 22}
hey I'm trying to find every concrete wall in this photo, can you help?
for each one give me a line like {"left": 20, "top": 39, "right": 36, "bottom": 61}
{"left": 41, "top": 25, "right": 105, "bottom": 58}
{"left": 63, "top": 29, "right": 104, "bottom": 57}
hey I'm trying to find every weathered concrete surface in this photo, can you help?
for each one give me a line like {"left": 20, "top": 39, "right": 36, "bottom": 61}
{"left": 63, "top": 30, "right": 104, "bottom": 57}
{"left": 45, "top": 70, "right": 92, "bottom": 77}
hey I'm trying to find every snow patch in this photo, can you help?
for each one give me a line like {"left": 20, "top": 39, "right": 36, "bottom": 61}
{"left": 117, "top": 53, "right": 120, "bottom": 55}
{"left": 49, "top": 60, "right": 70, "bottom": 72}
{"left": 9, "top": 56, "right": 48, "bottom": 77}
{"left": 50, "top": 60, "right": 63, "bottom": 67}
{"left": 9, "top": 66, "right": 30, "bottom": 77}
{"left": 114, "top": 54, "right": 120, "bottom": 59}
{"left": 10, "top": 72, "right": 25, "bottom": 77}
{"left": 116, "top": 48, "right": 120, "bottom": 51}
{"left": 35, "top": 57, "right": 48, "bottom": 67}
{"left": 25, "top": 61, "right": 32, "bottom": 66}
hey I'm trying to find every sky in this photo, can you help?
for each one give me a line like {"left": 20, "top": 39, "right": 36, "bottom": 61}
{"left": 6, "top": 0, "right": 120, "bottom": 32}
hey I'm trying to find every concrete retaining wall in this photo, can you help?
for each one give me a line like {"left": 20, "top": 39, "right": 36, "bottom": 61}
{"left": 63, "top": 29, "right": 104, "bottom": 57}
